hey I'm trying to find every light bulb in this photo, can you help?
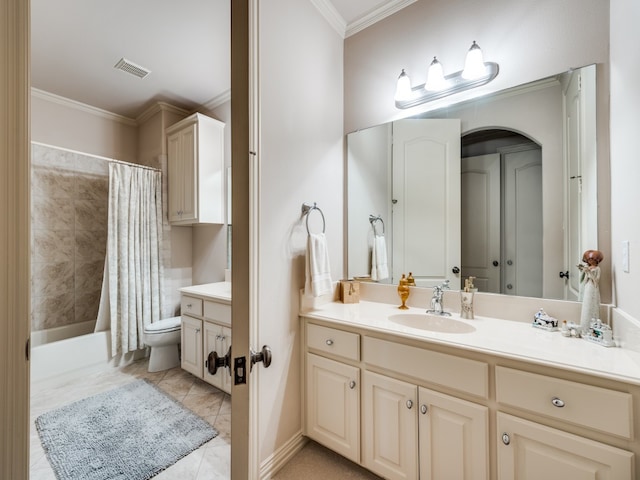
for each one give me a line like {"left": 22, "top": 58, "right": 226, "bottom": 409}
{"left": 425, "top": 57, "right": 447, "bottom": 91}
{"left": 395, "top": 69, "right": 412, "bottom": 102}
{"left": 462, "top": 41, "right": 487, "bottom": 80}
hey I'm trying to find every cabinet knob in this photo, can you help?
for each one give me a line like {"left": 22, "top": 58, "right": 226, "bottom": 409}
{"left": 502, "top": 433, "right": 511, "bottom": 445}
{"left": 325, "top": 339, "right": 334, "bottom": 346}
{"left": 349, "top": 380, "right": 356, "bottom": 390}
{"left": 406, "top": 399, "right": 413, "bottom": 409}
{"left": 551, "top": 397, "right": 565, "bottom": 408}
{"left": 420, "top": 404, "right": 428, "bottom": 415}
{"left": 195, "top": 328, "right": 200, "bottom": 334}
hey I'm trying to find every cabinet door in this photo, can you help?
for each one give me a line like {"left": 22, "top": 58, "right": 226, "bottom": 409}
{"left": 497, "top": 413, "right": 633, "bottom": 480}
{"left": 362, "top": 371, "right": 418, "bottom": 480}
{"left": 181, "top": 315, "right": 203, "bottom": 378}
{"left": 306, "top": 353, "right": 359, "bottom": 463}
{"left": 203, "top": 323, "right": 232, "bottom": 394}
{"left": 418, "top": 387, "right": 489, "bottom": 480}
{"left": 167, "top": 124, "right": 197, "bottom": 223}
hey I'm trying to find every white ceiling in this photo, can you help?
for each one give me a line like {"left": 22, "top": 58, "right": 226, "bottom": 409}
{"left": 31, "top": 0, "right": 408, "bottom": 119}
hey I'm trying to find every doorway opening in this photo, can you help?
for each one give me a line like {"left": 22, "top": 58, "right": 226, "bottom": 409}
{"left": 461, "top": 128, "right": 542, "bottom": 297}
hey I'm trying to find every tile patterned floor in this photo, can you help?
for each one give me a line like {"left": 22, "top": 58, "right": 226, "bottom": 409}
{"left": 29, "top": 359, "right": 231, "bottom": 480}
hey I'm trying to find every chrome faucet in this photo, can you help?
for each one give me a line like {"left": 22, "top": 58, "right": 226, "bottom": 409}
{"left": 426, "top": 280, "right": 451, "bottom": 316}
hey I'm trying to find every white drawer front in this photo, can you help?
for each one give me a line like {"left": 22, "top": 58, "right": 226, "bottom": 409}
{"left": 181, "top": 295, "right": 203, "bottom": 317}
{"left": 362, "top": 336, "right": 489, "bottom": 398}
{"left": 496, "top": 366, "right": 633, "bottom": 439}
{"left": 204, "top": 300, "right": 231, "bottom": 325}
{"left": 307, "top": 323, "right": 360, "bottom": 362}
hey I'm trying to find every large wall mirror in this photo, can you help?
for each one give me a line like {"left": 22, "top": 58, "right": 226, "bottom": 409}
{"left": 347, "top": 64, "right": 598, "bottom": 301}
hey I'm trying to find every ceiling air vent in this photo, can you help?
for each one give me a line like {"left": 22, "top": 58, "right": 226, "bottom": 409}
{"left": 114, "top": 57, "right": 151, "bottom": 79}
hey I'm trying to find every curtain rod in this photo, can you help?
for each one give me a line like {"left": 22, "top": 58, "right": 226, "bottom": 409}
{"left": 31, "top": 141, "right": 162, "bottom": 173}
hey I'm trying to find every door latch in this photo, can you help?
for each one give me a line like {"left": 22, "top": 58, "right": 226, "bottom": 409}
{"left": 234, "top": 356, "right": 247, "bottom": 385}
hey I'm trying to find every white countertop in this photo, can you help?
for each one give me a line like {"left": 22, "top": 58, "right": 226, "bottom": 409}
{"left": 302, "top": 300, "right": 640, "bottom": 386}
{"left": 179, "top": 282, "right": 231, "bottom": 304}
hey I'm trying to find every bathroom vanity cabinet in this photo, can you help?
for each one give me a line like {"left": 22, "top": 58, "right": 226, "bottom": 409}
{"left": 180, "top": 283, "right": 232, "bottom": 394}
{"left": 166, "top": 112, "right": 225, "bottom": 225}
{"left": 301, "top": 314, "right": 638, "bottom": 479}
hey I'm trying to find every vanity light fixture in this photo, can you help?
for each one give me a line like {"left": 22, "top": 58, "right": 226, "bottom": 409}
{"left": 395, "top": 41, "right": 499, "bottom": 109}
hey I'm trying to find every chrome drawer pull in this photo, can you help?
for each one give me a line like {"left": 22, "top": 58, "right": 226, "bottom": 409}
{"left": 349, "top": 380, "right": 356, "bottom": 389}
{"left": 406, "top": 399, "right": 413, "bottom": 409}
{"left": 502, "top": 433, "right": 511, "bottom": 445}
{"left": 325, "top": 339, "right": 334, "bottom": 346}
{"left": 551, "top": 397, "right": 565, "bottom": 408}
{"left": 186, "top": 303, "right": 192, "bottom": 309}
{"left": 420, "top": 404, "right": 428, "bottom": 415}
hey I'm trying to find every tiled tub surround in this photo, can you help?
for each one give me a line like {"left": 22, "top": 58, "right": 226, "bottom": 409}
{"left": 31, "top": 143, "right": 108, "bottom": 338}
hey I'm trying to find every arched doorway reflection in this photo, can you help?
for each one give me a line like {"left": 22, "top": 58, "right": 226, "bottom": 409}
{"left": 461, "top": 128, "right": 542, "bottom": 297}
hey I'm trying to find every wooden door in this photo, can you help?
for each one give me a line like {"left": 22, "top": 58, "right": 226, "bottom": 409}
{"left": 461, "top": 154, "right": 501, "bottom": 293}
{"left": 502, "top": 144, "right": 542, "bottom": 297}
{"left": 181, "top": 316, "right": 203, "bottom": 378}
{"left": 362, "top": 371, "right": 418, "bottom": 480}
{"left": 497, "top": 413, "right": 633, "bottom": 480}
{"left": 306, "top": 353, "right": 360, "bottom": 463}
{"left": 392, "top": 119, "right": 461, "bottom": 289}
{"left": 418, "top": 387, "right": 489, "bottom": 480}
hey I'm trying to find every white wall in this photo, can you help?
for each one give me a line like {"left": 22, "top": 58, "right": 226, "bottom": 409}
{"left": 344, "top": 0, "right": 609, "bottom": 133}
{"left": 610, "top": 0, "right": 640, "bottom": 321}
{"left": 258, "top": 0, "right": 344, "bottom": 466}
{"left": 32, "top": 90, "right": 138, "bottom": 162}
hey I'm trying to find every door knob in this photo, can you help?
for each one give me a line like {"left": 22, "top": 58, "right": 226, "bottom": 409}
{"left": 452, "top": 266, "right": 460, "bottom": 274}
{"left": 559, "top": 271, "right": 569, "bottom": 279}
{"left": 250, "top": 345, "right": 272, "bottom": 371}
{"left": 493, "top": 260, "right": 499, "bottom": 267}
{"left": 208, "top": 346, "right": 232, "bottom": 376}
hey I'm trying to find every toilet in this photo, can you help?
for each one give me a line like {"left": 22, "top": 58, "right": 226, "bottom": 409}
{"left": 143, "top": 316, "right": 182, "bottom": 372}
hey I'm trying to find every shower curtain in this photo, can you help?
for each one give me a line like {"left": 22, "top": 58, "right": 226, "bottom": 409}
{"left": 95, "top": 163, "right": 164, "bottom": 356}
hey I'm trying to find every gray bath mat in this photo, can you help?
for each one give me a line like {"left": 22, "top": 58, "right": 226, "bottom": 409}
{"left": 35, "top": 379, "right": 218, "bottom": 480}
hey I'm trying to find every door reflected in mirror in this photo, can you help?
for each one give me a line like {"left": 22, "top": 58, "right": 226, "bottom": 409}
{"left": 347, "top": 64, "right": 598, "bottom": 300}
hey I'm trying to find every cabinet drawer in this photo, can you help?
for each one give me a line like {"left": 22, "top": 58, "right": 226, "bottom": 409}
{"left": 307, "top": 324, "right": 360, "bottom": 362}
{"left": 181, "top": 296, "right": 203, "bottom": 317}
{"left": 204, "top": 300, "right": 231, "bottom": 325}
{"left": 362, "top": 336, "right": 489, "bottom": 398}
{"left": 496, "top": 366, "right": 633, "bottom": 439}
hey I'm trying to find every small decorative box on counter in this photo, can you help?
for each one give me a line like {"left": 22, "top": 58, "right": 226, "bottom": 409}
{"left": 340, "top": 279, "right": 360, "bottom": 304}
{"left": 532, "top": 308, "right": 558, "bottom": 331}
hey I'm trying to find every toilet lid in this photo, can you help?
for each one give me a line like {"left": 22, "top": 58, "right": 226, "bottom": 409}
{"left": 145, "top": 316, "right": 181, "bottom": 333}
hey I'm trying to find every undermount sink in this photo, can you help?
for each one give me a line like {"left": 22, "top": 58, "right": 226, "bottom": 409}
{"left": 388, "top": 313, "right": 476, "bottom": 334}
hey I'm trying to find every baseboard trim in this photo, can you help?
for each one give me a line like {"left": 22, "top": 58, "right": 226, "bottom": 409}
{"left": 259, "top": 431, "right": 308, "bottom": 479}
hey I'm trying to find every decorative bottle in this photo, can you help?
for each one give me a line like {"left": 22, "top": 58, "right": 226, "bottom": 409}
{"left": 397, "top": 274, "right": 410, "bottom": 310}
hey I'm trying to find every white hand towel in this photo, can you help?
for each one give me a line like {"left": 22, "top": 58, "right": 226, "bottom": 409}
{"left": 305, "top": 233, "right": 332, "bottom": 297}
{"left": 371, "top": 234, "right": 389, "bottom": 281}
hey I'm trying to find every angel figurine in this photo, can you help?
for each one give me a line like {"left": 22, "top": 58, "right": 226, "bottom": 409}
{"left": 577, "top": 249, "right": 603, "bottom": 334}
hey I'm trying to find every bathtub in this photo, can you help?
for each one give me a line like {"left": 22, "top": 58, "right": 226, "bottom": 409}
{"left": 30, "top": 322, "right": 146, "bottom": 385}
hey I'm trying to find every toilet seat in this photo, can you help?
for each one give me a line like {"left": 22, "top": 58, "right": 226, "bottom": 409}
{"left": 144, "top": 316, "right": 181, "bottom": 334}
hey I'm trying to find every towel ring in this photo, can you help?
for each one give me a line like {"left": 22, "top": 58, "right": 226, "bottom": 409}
{"left": 369, "top": 214, "right": 385, "bottom": 235}
{"left": 302, "top": 202, "right": 326, "bottom": 234}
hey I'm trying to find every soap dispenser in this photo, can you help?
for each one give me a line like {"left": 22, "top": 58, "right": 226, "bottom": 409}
{"left": 460, "top": 277, "right": 475, "bottom": 319}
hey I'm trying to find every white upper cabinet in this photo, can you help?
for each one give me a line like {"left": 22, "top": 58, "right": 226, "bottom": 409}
{"left": 166, "top": 113, "right": 225, "bottom": 225}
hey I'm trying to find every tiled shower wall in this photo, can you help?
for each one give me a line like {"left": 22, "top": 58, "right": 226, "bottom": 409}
{"left": 31, "top": 143, "right": 108, "bottom": 333}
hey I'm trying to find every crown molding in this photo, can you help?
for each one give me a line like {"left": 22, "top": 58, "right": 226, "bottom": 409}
{"left": 31, "top": 88, "right": 138, "bottom": 127}
{"left": 202, "top": 89, "right": 231, "bottom": 112}
{"left": 136, "top": 101, "right": 190, "bottom": 124}
{"left": 310, "top": 0, "right": 347, "bottom": 38}
{"left": 345, "top": 0, "right": 417, "bottom": 38}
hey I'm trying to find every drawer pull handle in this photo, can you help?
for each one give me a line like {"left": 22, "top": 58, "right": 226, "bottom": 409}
{"left": 551, "top": 397, "right": 565, "bottom": 408}
{"left": 325, "top": 339, "right": 334, "bottom": 346}
{"left": 349, "top": 380, "right": 356, "bottom": 389}
{"left": 502, "top": 433, "right": 511, "bottom": 445}
{"left": 420, "top": 404, "right": 428, "bottom": 415}
{"left": 406, "top": 400, "right": 413, "bottom": 409}
{"left": 195, "top": 328, "right": 201, "bottom": 334}
{"left": 186, "top": 303, "right": 192, "bottom": 309}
